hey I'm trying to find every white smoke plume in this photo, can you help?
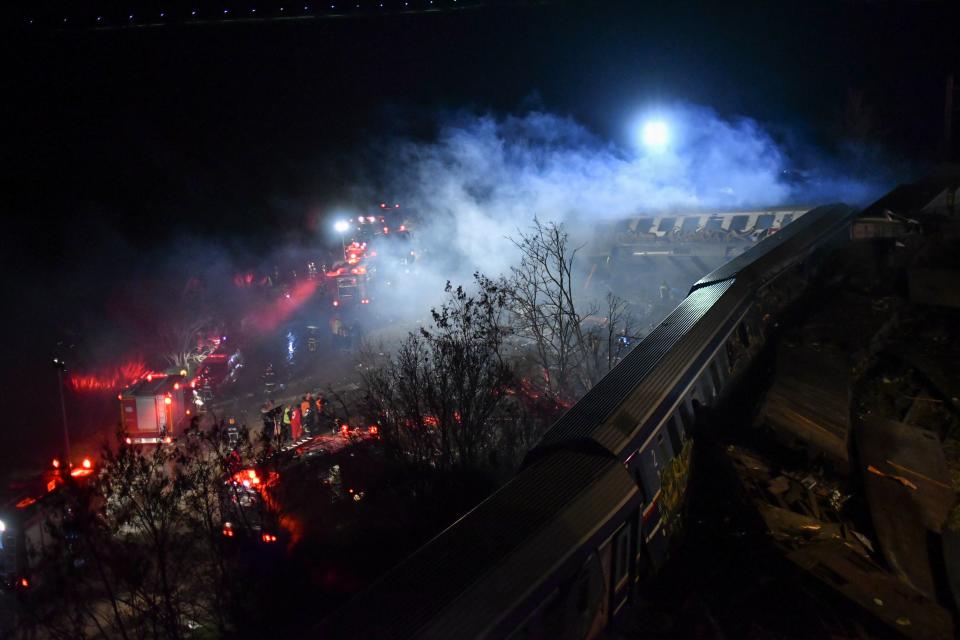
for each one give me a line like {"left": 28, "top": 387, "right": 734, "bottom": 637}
{"left": 367, "top": 103, "right": 887, "bottom": 299}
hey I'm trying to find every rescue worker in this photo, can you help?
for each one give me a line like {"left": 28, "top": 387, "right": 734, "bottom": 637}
{"left": 260, "top": 400, "right": 276, "bottom": 442}
{"left": 305, "top": 393, "right": 318, "bottom": 433}
{"left": 283, "top": 405, "right": 293, "bottom": 440}
{"left": 290, "top": 406, "right": 302, "bottom": 442}
{"left": 329, "top": 315, "right": 343, "bottom": 348}
{"left": 300, "top": 395, "right": 312, "bottom": 435}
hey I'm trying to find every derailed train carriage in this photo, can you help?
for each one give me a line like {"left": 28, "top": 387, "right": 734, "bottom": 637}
{"left": 320, "top": 203, "right": 859, "bottom": 639}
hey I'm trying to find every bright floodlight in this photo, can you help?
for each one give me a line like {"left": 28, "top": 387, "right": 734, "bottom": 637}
{"left": 641, "top": 121, "right": 669, "bottom": 149}
{"left": 334, "top": 220, "right": 350, "bottom": 233}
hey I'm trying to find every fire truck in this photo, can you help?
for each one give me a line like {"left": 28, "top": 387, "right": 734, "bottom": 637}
{"left": 119, "top": 373, "right": 190, "bottom": 445}
{"left": 326, "top": 261, "right": 371, "bottom": 308}
{"left": 0, "top": 457, "right": 97, "bottom": 591}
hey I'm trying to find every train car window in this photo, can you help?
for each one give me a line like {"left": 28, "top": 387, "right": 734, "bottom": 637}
{"left": 717, "top": 346, "right": 730, "bottom": 375}
{"left": 634, "top": 510, "right": 645, "bottom": 564}
{"left": 680, "top": 216, "right": 699, "bottom": 233}
{"left": 655, "top": 431, "right": 673, "bottom": 460}
{"left": 666, "top": 415, "right": 683, "bottom": 453}
{"left": 738, "top": 321, "right": 750, "bottom": 347}
{"left": 640, "top": 447, "right": 661, "bottom": 501}
{"left": 658, "top": 217, "right": 676, "bottom": 233}
{"left": 632, "top": 465, "right": 647, "bottom": 501}
{"left": 708, "top": 360, "right": 722, "bottom": 396}
{"left": 729, "top": 215, "right": 749, "bottom": 232}
{"left": 725, "top": 340, "right": 739, "bottom": 373}
{"left": 755, "top": 214, "right": 775, "bottom": 229}
{"left": 680, "top": 397, "right": 693, "bottom": 430}
{"left": 633, "top": 218, "right": 653, "bottom": 234}
{"left": 614, "top": 527, "right": 630, "bottom": 588}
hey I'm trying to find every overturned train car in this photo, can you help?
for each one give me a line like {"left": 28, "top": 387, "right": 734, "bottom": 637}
{"left": 320, "top": 203, "right": 859, "bottom": 639}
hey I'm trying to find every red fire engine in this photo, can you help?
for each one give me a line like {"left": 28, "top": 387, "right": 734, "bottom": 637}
{"left": 119, "top": 373, "right": 189, "bottom": 445}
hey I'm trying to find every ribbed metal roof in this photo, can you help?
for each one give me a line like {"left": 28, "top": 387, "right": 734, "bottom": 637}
{"left": 691, "top": 204, "right": 857, "bottom": 291}
{"left": 321, "top": 450, "right": 634, "bottom": 640}
{"left": 531, "top": 279, "right": 737, "bottom": 459}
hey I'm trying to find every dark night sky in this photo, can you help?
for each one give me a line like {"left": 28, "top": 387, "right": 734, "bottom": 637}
{"left": 1, "top": 0, "right": 958, "bottom": 471}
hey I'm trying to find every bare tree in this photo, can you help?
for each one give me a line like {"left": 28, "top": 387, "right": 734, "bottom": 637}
{"left": 156, "top": 313, "right": 212, "bottom": 371}
{"left": 507, "top": 218, "right": 591, "bottom": 403}
{"left": 579, "top": 292, "right": 638, "bottom": 390}
{"left": 358, "top": 275, "right": 515, "bottom": 472}
{"left": 21, "top": 424, "right": 266, "bottom": 639}
{"left": 151, "top": 278, "right": 215, "bottom": 371}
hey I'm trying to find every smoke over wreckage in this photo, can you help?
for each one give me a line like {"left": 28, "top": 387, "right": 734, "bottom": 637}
{"left": 374, "top": 105, "right": 892, "bottom": 280}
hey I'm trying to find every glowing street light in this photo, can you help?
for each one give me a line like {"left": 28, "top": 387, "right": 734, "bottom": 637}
{"left": 641, "top": 120, "right": 670, "bottom": 150}
{"left": 52, "top": 357, "right": 72, "bottom": 468}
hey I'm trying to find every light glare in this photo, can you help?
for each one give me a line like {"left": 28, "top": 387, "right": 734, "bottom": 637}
{"left": 641, "top": 121, "right": 670, "bottom": 149}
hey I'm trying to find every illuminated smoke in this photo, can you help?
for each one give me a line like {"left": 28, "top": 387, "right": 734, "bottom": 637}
{"left": 69, "top": 359, "right": 147, "bottom": 392}
{"left": 361, "top": 104, "right": 890, "bottom": 314}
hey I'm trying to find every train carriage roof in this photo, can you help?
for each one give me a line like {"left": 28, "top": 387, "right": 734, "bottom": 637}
{"left": 529, "top": 278, "right": 738, "bottom": 461}
{"left": 320, "top": 450, "right": 637, "bottom": 639}
{"left": 691, "top": 204, "right": 857, "bottom": 292}
{"left": 529, "top": 205, "right": 857, "bottom": 463}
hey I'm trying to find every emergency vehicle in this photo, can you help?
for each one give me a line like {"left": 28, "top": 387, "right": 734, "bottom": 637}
{"left": 326, "top": 261, "right": 371, "bottom": 308}
{"left": 119, "top": 373, "right": 189, "bottom": 445}
{"left": 0, "top": 457, "right": 97, "bottom": 590}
